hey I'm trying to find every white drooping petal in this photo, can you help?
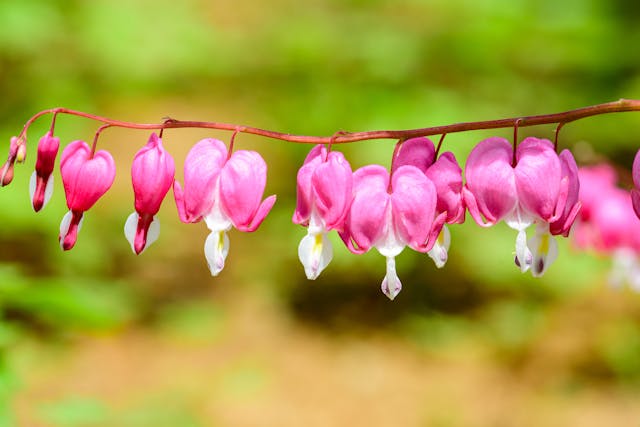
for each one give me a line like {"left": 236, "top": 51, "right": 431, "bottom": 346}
{"left": 59, "top": 210, "right": 83, "bottom": 250}
{"left": 427, "top": 224, "right": 451, "bottom": 269}
{"left": 204, "top": 230, "right": 230, "bottom": 276}
{"left": 298, "top": 232, "right": 333, "bottom": 280}
{"left": 527, "top": 224, "right": 558, "bottom": 277}
{"left": 44, "top": 175, "right": 54, "bottom": 209}
{"left": 29, "top": 171, "right": 55, "bottom": 211}
{"left": 124, "top": 212, "right": 138, "bottom": 253}
{"left": 514, "top": 229, "right": 532, "bottom": 273}
{"left": 381, "top": 256, "right": 402, "bottom": 300}
{"left": 123, "top": 212, "right": 161, "bottom": 254}
{"left": 146, "top": 216, "right": 161, "bottom": 250}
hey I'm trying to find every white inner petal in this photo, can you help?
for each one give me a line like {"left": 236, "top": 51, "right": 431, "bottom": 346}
{"left": 307, "top": 210, "right": 325, "bottom": 235}
{"left": 124, "top": 212, "right": 139, "bottom": 254}
{"left": 298, "top": 231, "right": 333, "bottom": 280}
{"left": 527, "top": 224, "right": 558, "bottom": 277}
{"left": 204, "top": 201, "right": 232, "bottom": 232}
{"left": 505, "top": 205, "right": 534, "bottom": 232}
{"left": 376, "top": 204, "right": 404, "bottom": 258}
{"left": 28, "top": 171, "right": 36, "bottom": 206}
{"left": 381, "top": 256, "right": 402, "bottom": 300}
{"left": 146, "top": 216, "right": 161, "bottom": 250}
{"left": 204, "top": 183, "right": 233, "bottom": 232}
{"left": 515, "top": 229, "right": 532, "bottom": 273}
{"left": 427, "top": 225, "right": 451, "bottom": 269}
{"left": 43, "top": 175, "right": 54, "bottom": 209}
{"left": 204, "top": 230, "right": 230, "bottom": 276}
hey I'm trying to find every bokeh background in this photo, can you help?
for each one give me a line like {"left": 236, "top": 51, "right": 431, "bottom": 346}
{"left": 1, "top": 0, "right": 640, "bottom": 425}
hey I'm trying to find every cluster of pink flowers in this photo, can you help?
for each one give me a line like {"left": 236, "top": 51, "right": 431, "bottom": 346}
{"left": 572, "top": 161, "right": 640, "bottom": 289}
{"left": 293, "top": 136, "right": 583, "bottom": 299}
{"left": 3, "top": 131, "right": 277, "bottom": 276}
{"left": 5, "top": 129, "right": 640, "bottom": 299}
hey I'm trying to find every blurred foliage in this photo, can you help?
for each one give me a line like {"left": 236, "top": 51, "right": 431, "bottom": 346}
{"left": 0, "top": 0, "right": 639, "bottom": 425}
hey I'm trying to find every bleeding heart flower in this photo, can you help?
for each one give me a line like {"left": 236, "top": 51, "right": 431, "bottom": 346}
{"left": 124, "top": 133, "right": 175, "bottom": 255}
{"left": 339, "top": 164, "right": 445, "bottom": 300}
{"left": 392, "top": 137, "right": 465, "bottom": 268}
{"left": 464, "top": 137, "right": 579, "bottom": 276}
{"left": 293, "top": 145, "right": 352, "bottom": 279}
{"left": 59, "top": 140, "right": 116, "bottom": 250}
{"left": 573, "top": 164, "right": 640, "bottom": 290}
{"left": 29, "top": 131, "right": 60, "bottom": 212}
{"left": 173, "top": 138, "right": 276, "bottom": 276}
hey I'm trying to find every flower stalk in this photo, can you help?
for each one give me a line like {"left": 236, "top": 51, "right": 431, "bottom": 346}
{"left": 14, "top": 99, "right": 640, "bottom": 146}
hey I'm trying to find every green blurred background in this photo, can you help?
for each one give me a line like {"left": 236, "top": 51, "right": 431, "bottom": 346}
{"left": 0, "top": 0, "right": 640, "bottom": 425}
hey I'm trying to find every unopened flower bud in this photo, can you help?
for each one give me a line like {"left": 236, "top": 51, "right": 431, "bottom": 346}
{"left": 0, "top": 137, "right": 20, "bottom": 187}
{"left": 16, "top": 140, "right": 27, "bottom": 163}
{"left": 0, "top": 162, "right": 14, "bottom": 187}
{"left": 30, "top": 132, "right": 60, "bottom": 212}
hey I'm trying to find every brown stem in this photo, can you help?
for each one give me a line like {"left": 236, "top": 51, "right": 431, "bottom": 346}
{"left": 435, "top": 133, "right": 446, "bottom": 157}
{"left": 227, "top": 129, "right": 239, "bottom": 159}
{"left": 16, "top": 99, "right": 640, "bottom": 146}
{"left": 49, "top": 111, "right": 58, "bottom": 134}
{"left": 388, "top": 139, "right": 406, "bottom": 193}
{"left": 91, "top": 124, "right": 112, "bottom": 156}
{"left": 554, "top": 122, "right": 565, "bottom": 151}
{"left": 512, "top": 118, "right": 523, "bottom": 167}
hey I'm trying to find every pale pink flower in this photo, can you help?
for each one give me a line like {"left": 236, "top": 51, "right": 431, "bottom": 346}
{"left": 293, "top": 145, "right": 352, "bottom": 279}
{"left": 463, "top": 137, "right": 579, "bottom": 276}
{"left": 173, "top": 138, "right": 276, "bottom": 275}
{"left": 29, "top": 131, "right": 60, "bottom": 212}
{"left": 572, "top": 165, "right": 619, "bottom": 250}
{"left": 340, "top": 164, "right": 445, "bottom": 300}
{"left": 391, "top": 137, "right": 465, "bottom": 267}
{"left": 574, "top": 164, "right": 640, "bottom": 290}
{"left": 124, "top": 133, "right": 175, "bottom": 255}
{"left": 59, "top": 140, "right": 116, "bottom": 250}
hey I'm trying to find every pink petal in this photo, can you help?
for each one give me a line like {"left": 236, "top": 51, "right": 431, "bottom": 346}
{"left": 172, "top": 180, "right": 192, "bottom": 223}
{"left": 390, "top": 165, "right": 437, "bottom": 252}
{"left": 132, "top": 133, "right": 176, "bottom": 216}
{"left": 634, "top": 149, "right": 640, "bottom": 190}
{"left": 633, "top": 189, "right": 640, "bottom": 220}
{"left": 590, "top": 189, "right": 638, "bottom": 251}
{"left": 425, "top": 151, "right": 465, "bottom": 224}
{"left": 35, "top": 131, "right": 60, "bottom": 177}
{"left": 292, "top": 145, "right": 325, "bottom": 225}
{"left": 60, "top": 141, "right": 115, "bottom": 212}
{"left": 310, "top": 150, "right": 353, "bottom": 230}
{"left": 578, "top": 164, "right": 618, "bottom": 222}
{"left": 341, "top": 165, "right": 390, "bottom": 253}
{"left": 464, "top": 137, "right": 517, "bottom": 225}
{"left": 391, "top": 137, "right": 435, "bottom": 174}
{"left": 220, "top": 150, "right": 274, "bottom": 231}
{"left": 244, "top": 195, "right": 277, "bottom": 232}
{"left": 514, "top": 137, "right": 562, "bottom": 222}
{"left": 174, "top": 138, "right": 227, "bottom": 222}
{"left": 550, "top": 150, "right": 581, "bottom": 236}
{"left": 1, "top": 137, "right": 20, "bottom": 187}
